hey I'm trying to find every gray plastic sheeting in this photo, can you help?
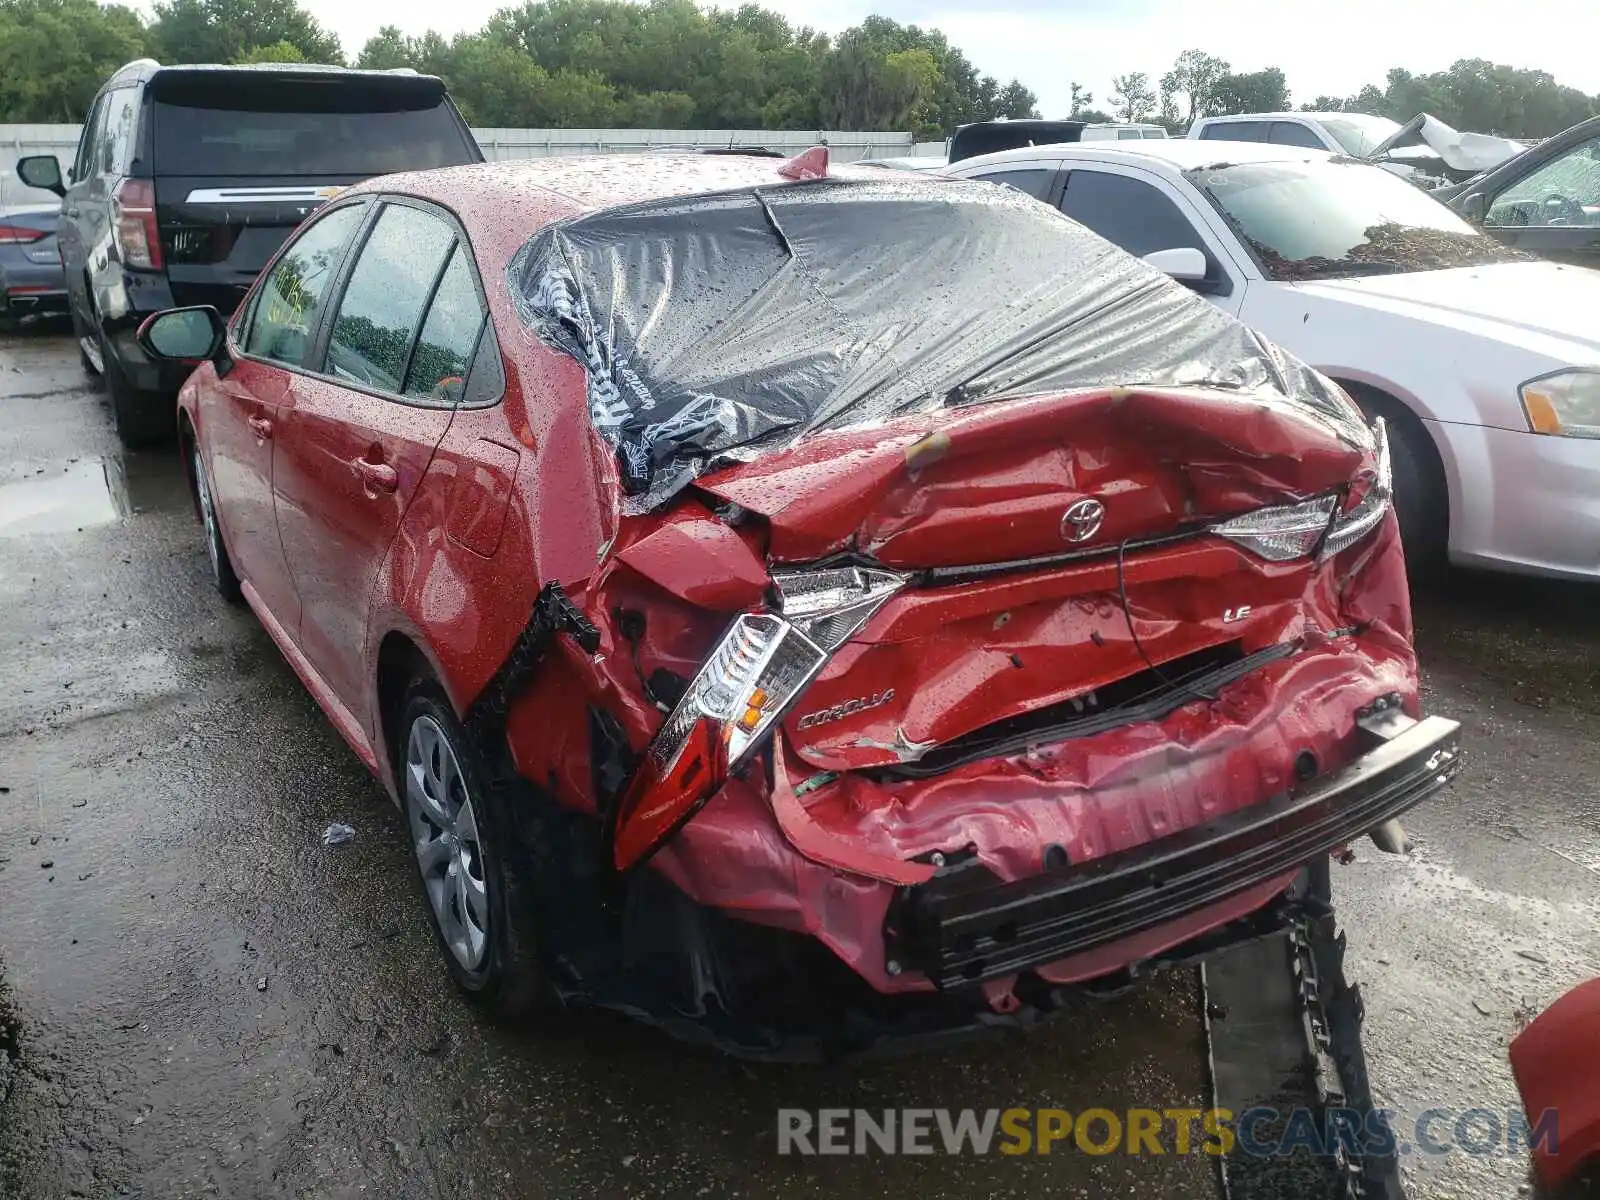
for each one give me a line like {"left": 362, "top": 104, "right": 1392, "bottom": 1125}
{"left": 507, "top": 176, "right": 1368, "bottom": 511}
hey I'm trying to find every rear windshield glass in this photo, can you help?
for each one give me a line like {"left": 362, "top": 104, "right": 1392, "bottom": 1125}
{"left": 509, "top": 176, "right": 1365, "bottom": 511}
{"left": 151, "top": 76, "right": 477, "bottom": 176}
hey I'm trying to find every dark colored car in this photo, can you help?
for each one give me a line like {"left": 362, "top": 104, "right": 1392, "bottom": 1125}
{"left": 133, "top": 150, "right": 1460, "bottom": 1057}
{"left": 0, "top": 203, "right": 67, "bottom": 323}
{"left": 16, "top": 59, "right": 481, "bottom": 446}
{"left": 1442, "top": 114, "right": 1600, "bottom": 270}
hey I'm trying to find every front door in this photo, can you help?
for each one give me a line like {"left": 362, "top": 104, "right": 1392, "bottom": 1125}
{"left": 208, "top": 200, "right": 369, "bottom": 630}
{"left": 270, "top": 200, "right": 464, "bottom": 717}
{"left": 1481, "top": 133, "right": 1600, "bottom": 269}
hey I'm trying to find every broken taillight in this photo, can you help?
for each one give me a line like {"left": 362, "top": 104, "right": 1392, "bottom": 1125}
{"left": 112, "top": 178, "right": 163, "bottom": 270}
{"left": 610, "top": 567, "right": 908, "bottom": 870}
{"left": 1210, "top": 419, "right": 1392, "bottom": 562}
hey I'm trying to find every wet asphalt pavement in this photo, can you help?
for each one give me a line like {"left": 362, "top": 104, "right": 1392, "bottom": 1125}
{"left": 1, "top": 325, "right": 1595, "bottom": 1200}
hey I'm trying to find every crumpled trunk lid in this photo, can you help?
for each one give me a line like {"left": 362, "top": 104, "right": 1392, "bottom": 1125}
{"left": 698, "top": 386, "right": 1369, "bottom": 773}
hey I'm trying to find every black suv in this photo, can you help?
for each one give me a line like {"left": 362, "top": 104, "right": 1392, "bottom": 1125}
{"left": 17, "top": 59, "right": 483, "bottom": 446}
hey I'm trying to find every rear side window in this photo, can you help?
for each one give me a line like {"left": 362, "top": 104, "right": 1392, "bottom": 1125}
{"left": 242, "top": 203, "right": 366, "bottom": 367}
{"left": 1059, "top": 170, "right": 1202, "bottom": 257}
{"left": 1201, "top": 121, "right": 1268, "bottom": 142}
{"left": 403, "top": 245, "right": 488, "bottom": 404}
{"left": 324, "top": 204, "right": 455, "bottom": 392}
{"left": 971, "top": 168, "right": 1054, "bottom": 201}
{"left": 73, "top": 93, "right": 110, "bottom": 183}
{"left": 149, "top": 75, "right": 476, "bottom": 177}
{"left": 1269, "top": 122, "right": 1326, "bottom": 149}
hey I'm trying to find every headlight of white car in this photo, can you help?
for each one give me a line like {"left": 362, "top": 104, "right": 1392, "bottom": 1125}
{"left": 1519, "top": 370, "right": 1600, "bottom": 440}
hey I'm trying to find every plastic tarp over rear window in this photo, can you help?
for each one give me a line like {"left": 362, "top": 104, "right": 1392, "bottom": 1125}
{"left": 507, "top": 176, "right": 1367, "bottom": 510}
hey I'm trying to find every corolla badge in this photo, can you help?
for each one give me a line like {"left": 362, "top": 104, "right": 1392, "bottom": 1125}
{"left": 796, "top": 689, "right": 895, "bottom": 730}
{"left": 1060, "top": 498, "right": 1105, "bottom": 543}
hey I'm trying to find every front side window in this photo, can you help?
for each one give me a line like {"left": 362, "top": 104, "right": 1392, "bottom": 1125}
{"left": 1486, "top": 138, "right": 1600, "bottom": 229}
{"left": 404, "top": 244, "right": 487, "bottom": 404}
{"left": 242, "top": 203, "right": 366, "bottom": 367}
{"left": 970, "top": 168, "right": 1054, "bottom": 201}
{"left": 1188, "top": 157, "right": 1529, "bottom": 279}
{"left": 1059, "top": 170, "right": 1203, "bottom": 257}
{"left": 323, "top": 204, "right": 456, "bottom": 392}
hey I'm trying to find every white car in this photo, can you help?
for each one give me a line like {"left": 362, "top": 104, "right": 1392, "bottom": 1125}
{"left": 1187, "top": 111, "right": 1407, "bottom": 155}
{"left": 946, "top": 139, "right": 1600, "bottom": 580}
{"left": 1081, "top": 122, "right": 1170, "bottom": 141}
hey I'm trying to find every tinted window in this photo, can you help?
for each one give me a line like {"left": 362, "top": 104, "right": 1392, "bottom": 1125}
{"left": 404, "top": 245, "right": 486, "bottom": 404}
{"left": 1116, "top": 129, "right": 1143, "bottom": 140}
{"left": 1141, "top": 129, "right": 1168, "bottom": 139}
{"left": 324, "top": 204, "right": 455, "bottom": 392}
{"left": 242, "top": 203, "right": 365, "bottom": 367}
{"left": 972, "top": 168, "right": 1054, "bottom": 200}
{"left": 1059, "top": 170, "right": 1203, "bottom": 256}
{"left": 73, "top": 93, "right": 109, "bottom": 182}
{"left": 1201, "top": 121, "right": 1267, "bottom": 142}
{"left": 1269, "top": 121, "right": 1326, "bottom": 149}
{"left": 150, "top": 76, "right": 476, "bottom": 178}
{"left": 102, "top": 88, "right": 141, "bottom": 173}
{"left": 1487, "top": 138, "right": 1600, "bottom": 228}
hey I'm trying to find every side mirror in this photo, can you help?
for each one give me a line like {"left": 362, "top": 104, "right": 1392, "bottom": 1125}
{"left": 1142, "top": 246, "right": 1209, "bottom": 282}
{"left": 16, "top": 155, "right": 65, "bottom": 197}
{"left": 1460, "top": 192, "right": 1486, "bottom": 225}
{"left": 136, "top": 306, "right": 228, "bottom": 365}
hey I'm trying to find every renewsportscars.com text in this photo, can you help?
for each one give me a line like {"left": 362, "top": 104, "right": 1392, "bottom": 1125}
{"left": 777, "top": 1106, "right": 1559, "bottom": 1159}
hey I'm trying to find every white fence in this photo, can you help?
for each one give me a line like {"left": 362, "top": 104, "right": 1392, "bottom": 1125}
{"left": 1, "top": 122, "right": 915, "bottom": 208}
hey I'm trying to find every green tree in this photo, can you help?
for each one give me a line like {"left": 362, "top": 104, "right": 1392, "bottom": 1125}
{"left": 1068, "top": 80, "right": 1093, "bottom": 116}
{"left": 1210, "top": 67, "right": 1290, "bottom": 116}
{"left": 150, "top": 0, "right": 342, "bottom": 66}
{"left": 0, "top": 0, "right": 150, "bottom": 122}
{"left": 1160, "top": 48, "right": 1230, "bottom": 127}
{"left": 1110, "top": 71, "right": 1157, "bottom": 123}
{"left": 234, "top": 38, "right": 305, "bottom": 63}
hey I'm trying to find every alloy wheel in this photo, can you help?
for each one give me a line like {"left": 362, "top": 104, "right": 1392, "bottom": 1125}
{"left": 193, "top": 446, "right": 221, "bottom": 584}
{"left": 406, "top": 715, "right": 490, "bottom": 971}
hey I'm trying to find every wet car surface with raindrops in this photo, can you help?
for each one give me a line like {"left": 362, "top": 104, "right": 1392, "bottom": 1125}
{"left": 1, "top": 320, "right": 1597, "bottom": 1200}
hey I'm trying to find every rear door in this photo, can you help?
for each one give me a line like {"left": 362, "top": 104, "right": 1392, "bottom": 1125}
{"left": 57, "top": 89, "right": 112, "bottom": 325}
{"left": 145, "top": 70, "right": 480, "bottom": 315}
{"left": 270, "top": 199, "right": 476, "bottom": 716}
{"left": 210, "top": 199, "right": 371, "bottom": 630}
{"left": 1479, "top": 133, "right": 1600, "bottom": 268}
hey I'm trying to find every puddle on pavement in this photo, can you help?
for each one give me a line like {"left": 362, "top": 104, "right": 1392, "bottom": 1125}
{"left": 0, "top": 454, "right": 186, "bottom": 539}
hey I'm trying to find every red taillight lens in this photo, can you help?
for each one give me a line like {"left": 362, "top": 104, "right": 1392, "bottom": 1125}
{"left": 0, "top": 224, "right": 47, "bottom": 244}
{"left": 112, "top": 178, "right": 162, "bottom": 270}
{"left": 612, "top": 717, "right": 728, "bottom": 871}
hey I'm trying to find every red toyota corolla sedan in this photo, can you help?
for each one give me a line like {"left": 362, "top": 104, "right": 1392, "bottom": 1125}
{"left": 136, "top": 150, "right": 1461, "bottom": 1056}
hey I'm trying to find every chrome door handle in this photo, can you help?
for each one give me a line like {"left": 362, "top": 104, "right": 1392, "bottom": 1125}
{"left": 353, "top": 458, "right": 398, "bottom": 493}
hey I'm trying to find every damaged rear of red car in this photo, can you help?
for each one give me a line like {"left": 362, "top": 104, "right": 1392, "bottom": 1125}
{"left": 424, "top": 160, "right": 1462, "bottom": 1055}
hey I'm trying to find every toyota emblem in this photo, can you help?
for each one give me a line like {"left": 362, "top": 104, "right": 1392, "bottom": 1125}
{"left": 1060, "top": 498, "right": 1105, "bottom": 543}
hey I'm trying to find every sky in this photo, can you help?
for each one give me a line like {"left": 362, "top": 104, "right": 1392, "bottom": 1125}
{"left": 142, "top": 0, "right": 1600, "bottom": 122}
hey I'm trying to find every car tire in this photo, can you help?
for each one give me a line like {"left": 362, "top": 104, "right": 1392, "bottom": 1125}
{"left": 397, "top": 681, "right": 547, "bottom": 1019}
{"left": 101, "top": 327, "right": 171, "bottom": 449}
{"left": 190, "top": 440, "right": 242, "bottom": 604}
{"left": 1344, "top": 385, "right": 1448, "bottom": 577}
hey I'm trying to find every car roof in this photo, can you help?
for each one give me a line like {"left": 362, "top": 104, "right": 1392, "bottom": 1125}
{"left": 348, "top": 152, "right": 888, "bottom": 215}
{"left": 951, "top": 138, "right": 1336, "bottom": 174}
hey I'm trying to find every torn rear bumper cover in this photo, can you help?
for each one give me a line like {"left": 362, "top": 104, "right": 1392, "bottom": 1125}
{"left": 885, "top": 711, "right": 1461, "bottom": 989}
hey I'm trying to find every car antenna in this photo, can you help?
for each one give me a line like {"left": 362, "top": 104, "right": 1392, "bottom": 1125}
{"left": 778, "top": 146, "right": 830, "bottom": 180}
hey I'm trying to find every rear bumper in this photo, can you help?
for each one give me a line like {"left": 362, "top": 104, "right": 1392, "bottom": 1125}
{"left": 886, "top": 709, "right": 1461, "bottom": 989}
